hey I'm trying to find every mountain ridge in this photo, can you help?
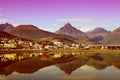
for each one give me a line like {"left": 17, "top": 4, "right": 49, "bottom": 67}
{"left": 0, "top": 23, "right": 120, "bottom": 44}
{"left": 86, "top": 27, "right": 110, "bottom": 42}
{"left": 101, "top": 27, "right": 120, "bottom": 44}
{"left": 55, "top": 23, "right": 89, "bottom": 40}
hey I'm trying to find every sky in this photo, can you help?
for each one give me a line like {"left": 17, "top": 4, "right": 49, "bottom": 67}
{"left": 0, "top": 0, "right": 120, "bottom": 32}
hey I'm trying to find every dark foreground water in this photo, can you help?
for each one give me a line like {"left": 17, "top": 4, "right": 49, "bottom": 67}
{"left": 0, "top": 52, "right": 120, "bottom": 80}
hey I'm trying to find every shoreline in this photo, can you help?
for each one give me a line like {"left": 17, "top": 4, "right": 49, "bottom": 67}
{"left": 0, "top": 49, "right": 120, "bottom": 54}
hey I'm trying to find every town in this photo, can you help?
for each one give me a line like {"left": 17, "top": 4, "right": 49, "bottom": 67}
{"left": 0, "top": 38, "right": 120, "bottom": 51}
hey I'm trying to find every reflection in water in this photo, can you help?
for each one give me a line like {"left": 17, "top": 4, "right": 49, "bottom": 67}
{"left": 87, "top": 55, "right": 111, "bottom": 70}
{"left": 0, "top": 52, "right": 120, "bottom": 80}
{"left": 0, "top": 52, "right": 75, "bottom": 76}
{"left": 56, "top": 56, "right": 90, "bottom": 75}
{"left": 101, "top": 53, "right": 120, "bottom": 70}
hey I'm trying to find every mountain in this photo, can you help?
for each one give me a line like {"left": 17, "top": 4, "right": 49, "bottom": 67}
{"left": 0, "top": 23, "right": 14, "bottom": 32}
{"left": 55, "top": 23, "right": 89, "bottom": 40}
{"left": 101, "top": 27, "right": 120, "bottom": 44}
{"left": 9, "top": 25, "right": 56, "bottom": 40}
{"left": 8, "top": 24, "right": 75, "bottom": 43}
{"left": 0, "top": 31, "right": 16, "bottom": 39}
{"left": 0, "top": 31, "right": 35, "bottom": 42}
{"left": 1, "top": 23, "right": 119, "bottom": 45}
{"left": 86, "top": 27, "right": 110, "bottom": 42}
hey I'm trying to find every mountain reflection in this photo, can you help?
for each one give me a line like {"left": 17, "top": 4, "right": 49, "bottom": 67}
{"left": 56, "top": 56, "right": 90, "bottom": 75}
{"left": 87, "top": 55, "right": 111, "bottom": 70}
{"left": 55, "top": 53, "right": 120, "bottom": 75}
{"left": 0, "top": 52, "right": 120, "bottom": 76}
{"left": 0, "top": 52, "right": 76, "bottom": 76}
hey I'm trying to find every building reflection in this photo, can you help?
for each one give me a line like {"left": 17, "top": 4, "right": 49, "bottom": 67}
{"left": 0, "top": 52, "right": 75, "bottom": 76}
{"left": 0, "top": 52, "right": 120, "bottom": 76}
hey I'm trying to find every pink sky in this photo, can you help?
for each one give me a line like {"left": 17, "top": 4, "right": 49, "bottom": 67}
{"left": 0, "top": 0, "right": 120, "bottom": 32}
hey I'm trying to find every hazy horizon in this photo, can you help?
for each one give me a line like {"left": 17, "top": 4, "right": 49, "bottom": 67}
{"left": 0, "top": 0, "right": 120, "bottom": 32}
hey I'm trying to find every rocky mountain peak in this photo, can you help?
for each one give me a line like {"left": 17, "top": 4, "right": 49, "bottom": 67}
{"left": 55, "top": 23, "right": 88, "bottom": 39}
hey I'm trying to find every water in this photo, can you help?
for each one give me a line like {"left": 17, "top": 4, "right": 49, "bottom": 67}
{"left": 0, "top": 52, "right": 120, "bottom": 80}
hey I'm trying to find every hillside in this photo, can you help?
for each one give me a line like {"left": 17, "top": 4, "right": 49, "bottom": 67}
{"left": 86, "top": 27, "right": 110, "bottom": 42}
{"left": 9, "top": 25, "right": 55, "bottom": 40}
{"left": 0, "top": 23, "right": 120, "bottom": 45}
{"left": 55, "top": 23, "right": 89, "bottom": 40}
{"left": 0, "top": 23, "right": 14, "bottom": 32}
{"left": 101, "top": 27, "right": 120, "bottom": 44}
{"left": 0, "top": 31, "right": 16, "bottom": 39}
{"left": 8, "top": 24, "right": 75, "bottom": 43}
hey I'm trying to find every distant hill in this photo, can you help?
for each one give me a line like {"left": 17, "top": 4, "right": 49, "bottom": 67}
{"left": 0, "top": 31, "right": 35, "bottom": 42}
{"left": 86, "top": 27, "right": 110, "bottom": 42}
{"left": 101, "top": 27, "right": 120, "bottom": 44}
{"left": 9, "top": 25, "right": 55, "bottom": 40}
{"left": 0, "top": 23, "right": 120, "bottom": 45}
{"left": 8, "top": 24, "right": 75, "bottom": 43}
{"left": 0, "top": 23, "right": 14, "bottom": 32}
{"left": 55, "top": 23, "right": 89, "bottom": 40}
{"left": 0, "top": 31, "right": 16, "bottom": 39}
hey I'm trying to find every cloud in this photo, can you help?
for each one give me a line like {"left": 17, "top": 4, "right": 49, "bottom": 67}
{"left": 0, "top": 18, "right": 32, "bottom": 28}
{"left": 0, "top": 19, "right": 16, "bottom": 23}
{"left": 39, "top": 27, "right": 53, "bottom": 32}
{"left": 77, "top": 26, "right": 94, "bottom": 32}
{"left": 0, "top": 19, "right": 8, "bottom": 22}
{"left": 58, "top": 17, "right": 112, "bottom": 23}
{"left": 58, "top": 18, "right": 96, "bottom": 23}
{"left": 0, "top": 18, "right": 19, "bottom": 27}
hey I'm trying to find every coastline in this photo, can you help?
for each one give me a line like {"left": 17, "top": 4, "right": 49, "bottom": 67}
{"left": 0, "top": 49, "right": 120, "bottom": 54}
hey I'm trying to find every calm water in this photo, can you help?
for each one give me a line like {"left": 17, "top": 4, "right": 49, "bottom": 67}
{"left": 0, "top": 52, "right": 120, "bottom": 80}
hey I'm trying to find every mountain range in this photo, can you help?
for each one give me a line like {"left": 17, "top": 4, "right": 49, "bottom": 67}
{"left": 0, "top": 23, "right": 75, "bottom": 44}
{"left": 0, "top": 23, "right": 120, "bottom": 45}
{"left": 55, "top": 23, "right": 89, "bottom": 40}
{"left": 86, "top": 27, "right": 110, "bottom": 42}
{"left": 100, "top": 27, "right": 120, "bottom": 44}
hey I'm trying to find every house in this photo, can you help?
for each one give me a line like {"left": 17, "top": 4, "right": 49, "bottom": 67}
{"left": 3, "top": 43, "right": 17, "bottom": 48}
